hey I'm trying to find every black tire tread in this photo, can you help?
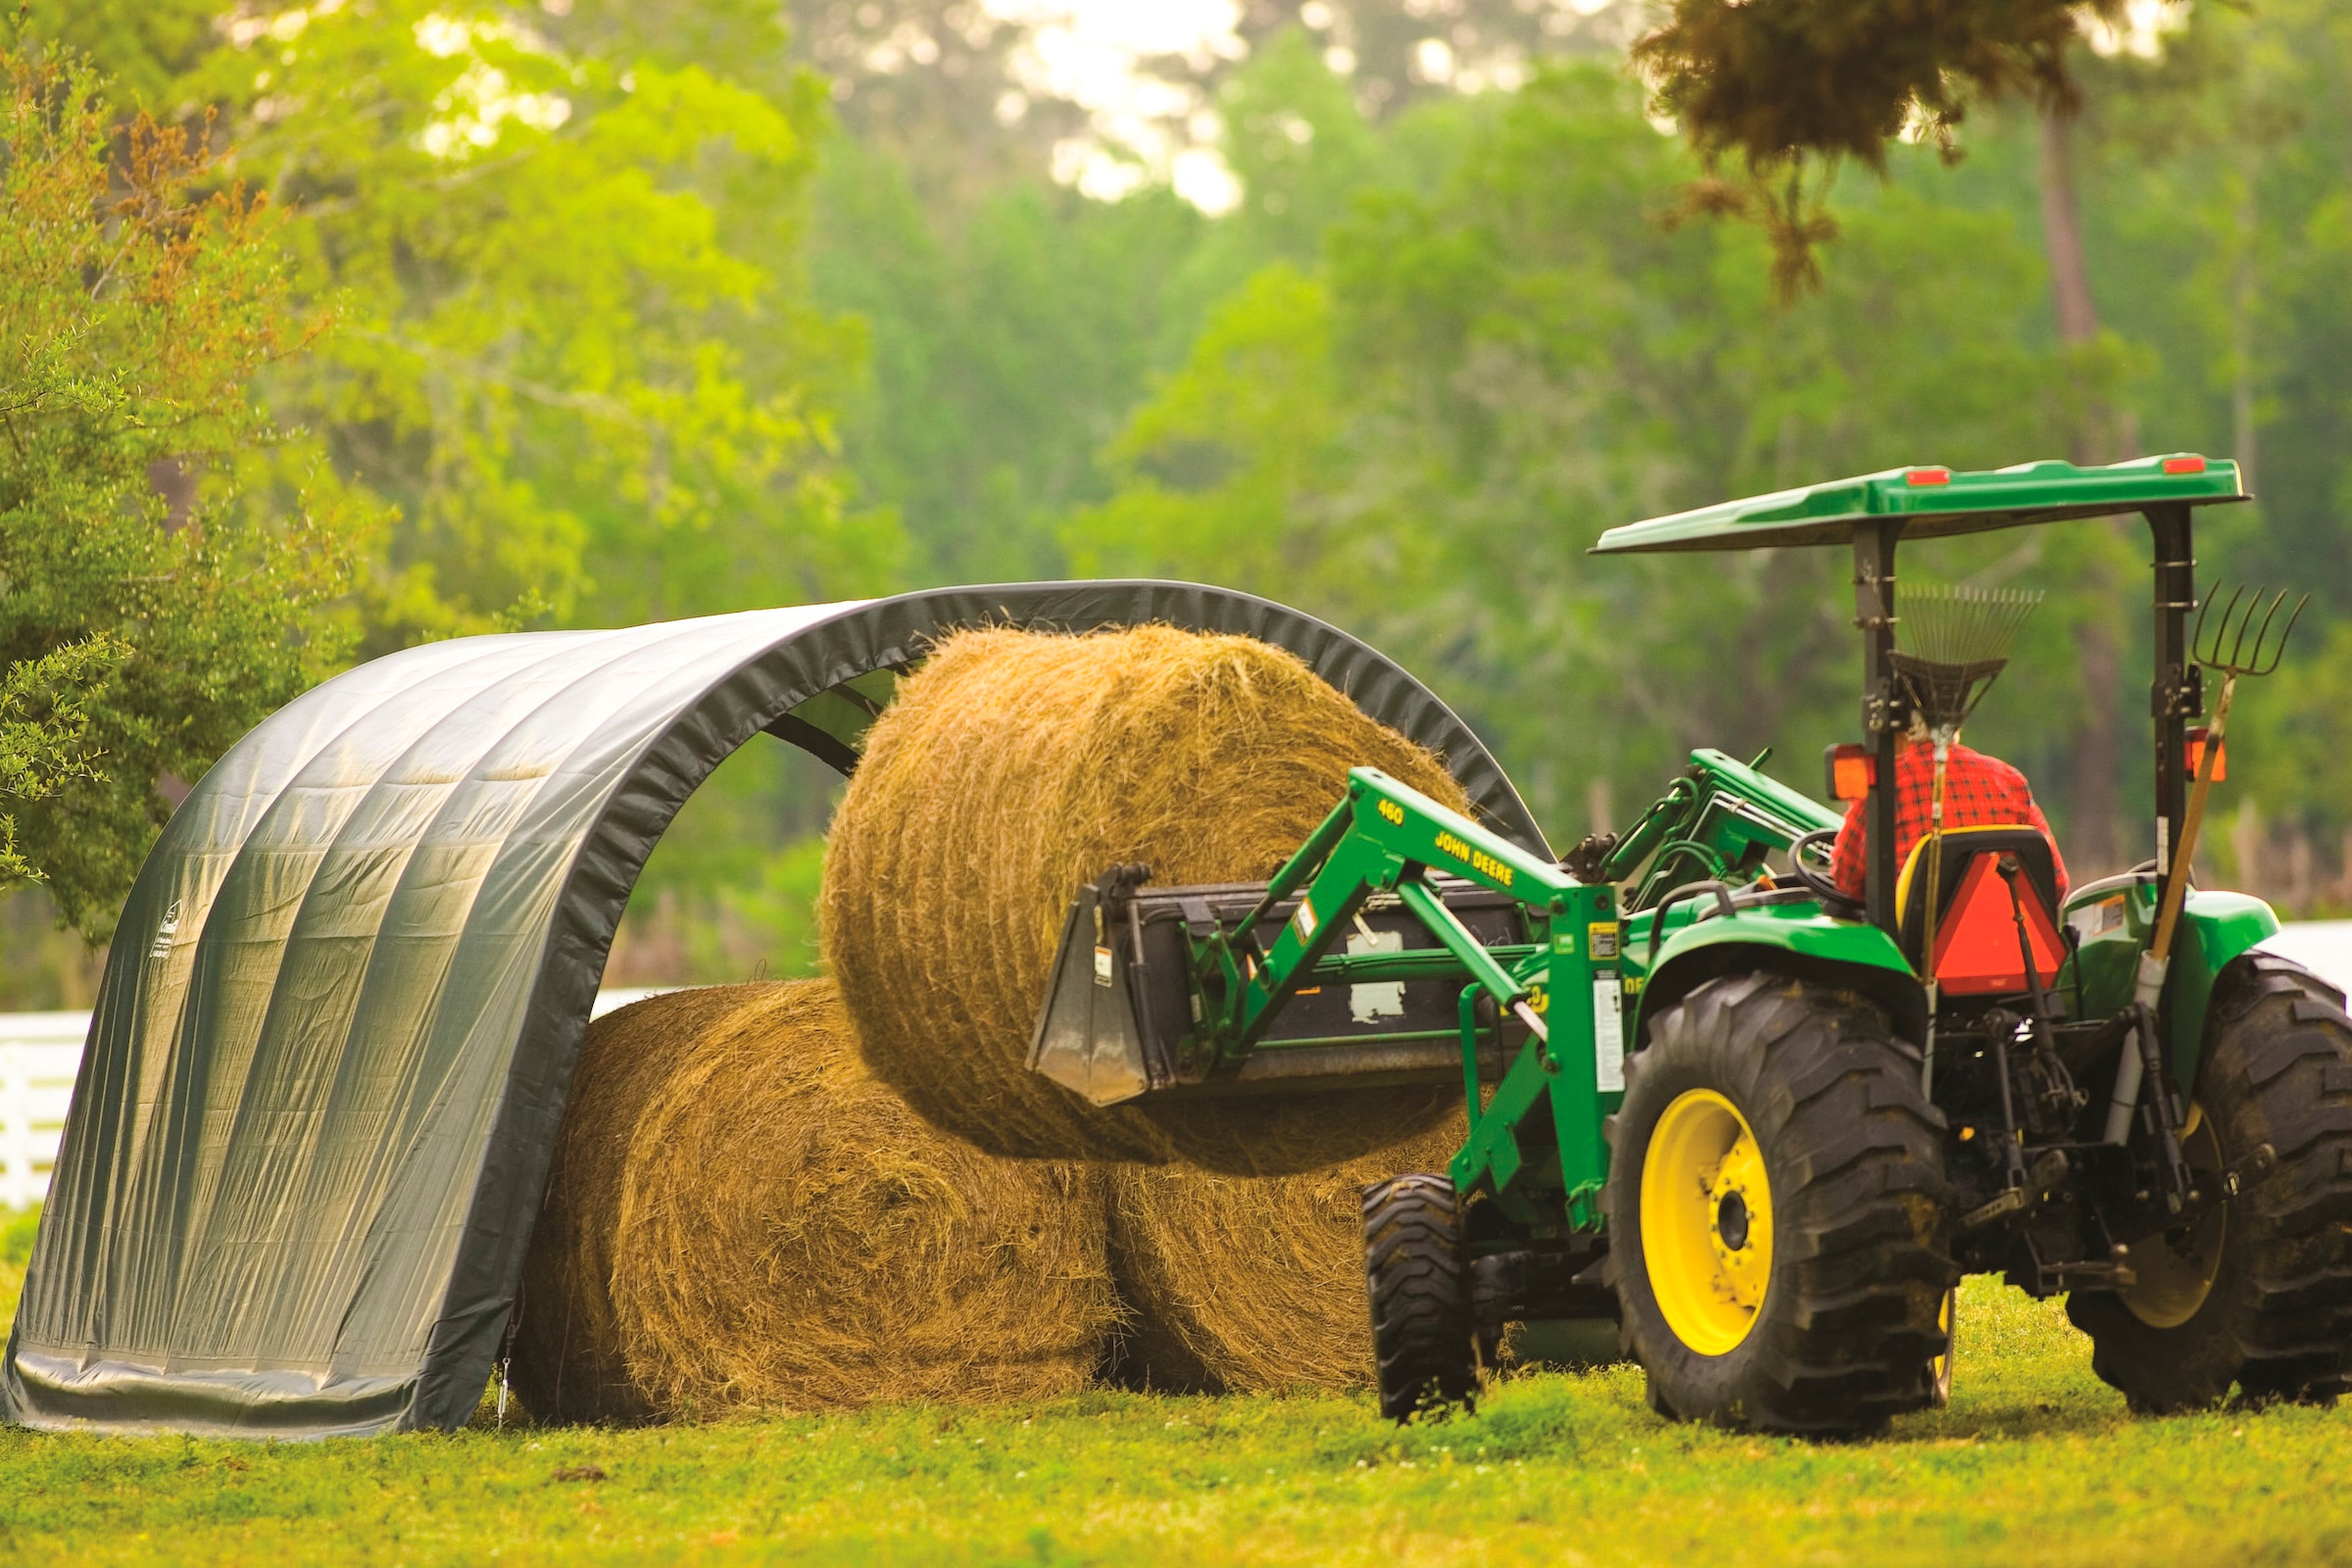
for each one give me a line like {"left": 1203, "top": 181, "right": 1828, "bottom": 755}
{"left": 2069, "top": 952, "right": 2352, "bottom": 1411}
{"left": 1362, "top": 1173, "right": 1478, "bottom": 1421}
{"left": 1607, "top": 972, "right": 1957, "bottom": 1436}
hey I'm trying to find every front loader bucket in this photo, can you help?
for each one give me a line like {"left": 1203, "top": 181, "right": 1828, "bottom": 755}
{"left": 1028, "top": 879, "right": 1154, "bottom": 1106}
{"left": 1028, "top": 870, "right": 1531, "bottom": 1103}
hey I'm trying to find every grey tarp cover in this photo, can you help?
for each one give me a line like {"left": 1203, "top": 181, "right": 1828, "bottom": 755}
{"left": 3, "top": 581, "right": 1542, "bottom": 1438}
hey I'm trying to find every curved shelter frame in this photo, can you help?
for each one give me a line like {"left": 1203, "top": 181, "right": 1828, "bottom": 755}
{"left": 3, "top": 581, "right": 1540, "bottom": 1436}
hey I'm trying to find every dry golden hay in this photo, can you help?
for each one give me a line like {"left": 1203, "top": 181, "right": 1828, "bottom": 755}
{"left": 1104, "top": 1114, "right": 1470, "bottom": 1394}
{"left": 511, "top": 980, "right": 1117, "bottom": 1424}
{"left": 513, "top": 983, "right": 752, "bottom": 1427}
{"left": 820, "top": 623, "right": 1477, "bottom": 1172}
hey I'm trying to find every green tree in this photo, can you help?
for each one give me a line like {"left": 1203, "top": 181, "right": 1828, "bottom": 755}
{"left": 809, "top": 137, "right": 1208, "bottom": 583}
{"left": 1070, "top": 265, "right": 1348, "bottom": 595}
{"left": 2075, "top": 0, "right": 2352, "bottom": 895}
{"left": 1212, "top": 27, "right": 1385, "bottom": 262}
{"left": 169, "top": 0, "right": 899, "bottom": 644}
{"left": 5, "top": 0, "right": 218, "bottom": 105}
{"left": 0, "top": 48, "right": 357, "bottom": 933}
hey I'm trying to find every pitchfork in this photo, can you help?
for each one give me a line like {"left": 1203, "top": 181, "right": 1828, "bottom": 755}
{"left": 2104, "top": 584, "right": 2308, "bottom": 1147}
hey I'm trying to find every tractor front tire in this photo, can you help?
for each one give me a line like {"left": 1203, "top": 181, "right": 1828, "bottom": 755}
{"left": 2068, "top": 954, "right": 2352, "bottom": 1412}
{"left": 1607, "top": 973, "right": 1956, "bottom": 1436}
{"left": 1363, "top": 1173, "right": 1479, "bottom": 1421}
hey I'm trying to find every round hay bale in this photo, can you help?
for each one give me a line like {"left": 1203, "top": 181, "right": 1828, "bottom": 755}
{"left": 1104, "top": 1116, "right": 1468, "bottom": 1393}
{"left": 820, "top": 624, "right": 1476, "bottom": 1171}
{"left": 1100, "top": 1244, "right": 1229, "bottom": 1396}
{"left": 513, "top": 983, "right": 754, "bottom": 1426}
{"left": 512, "top": 980, "right": 1117, "bottom": 1424}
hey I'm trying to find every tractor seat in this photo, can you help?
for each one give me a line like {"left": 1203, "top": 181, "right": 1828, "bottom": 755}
{"left": 1895, "top": 825, "right": 2067, "bottom": 996}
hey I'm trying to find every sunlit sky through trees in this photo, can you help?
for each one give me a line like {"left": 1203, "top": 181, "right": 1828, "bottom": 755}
{"left": 844, "top": 0, "right": 1639, "bottom": 210}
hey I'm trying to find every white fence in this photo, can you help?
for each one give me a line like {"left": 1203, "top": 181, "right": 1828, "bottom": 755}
{"left": 0, "top": 1012, "right": 88, "bottom": 1211}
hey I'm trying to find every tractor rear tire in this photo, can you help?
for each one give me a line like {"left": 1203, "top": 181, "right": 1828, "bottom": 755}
{"left": 1362, "top": 1173, "right": 1479, "bottom": 1421}
{"left": 2068, "top": 954, "right": 2352, "bottom": 1412}
{"left": 1606, "top": 972, "right": 1956, "bottom": 1436}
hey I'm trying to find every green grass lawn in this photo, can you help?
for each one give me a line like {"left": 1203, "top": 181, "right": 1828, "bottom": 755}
{"left": 4, "top": 1214, "right": 2349, "bottom": 1567}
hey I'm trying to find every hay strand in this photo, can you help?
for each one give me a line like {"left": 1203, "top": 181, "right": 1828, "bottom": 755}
{"left": 1104, "top": 1115, "right": 1468, "bottom": 1393}
{"left": 820, "top": 624, "right": 1474, "bottom": 1171}
{"left": 512, "top": 981, "right": 1117, "bottom": 1423}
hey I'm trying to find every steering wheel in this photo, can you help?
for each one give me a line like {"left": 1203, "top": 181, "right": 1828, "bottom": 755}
{"left": 1788, "top": 827, "right": 1850, "bottom": 906}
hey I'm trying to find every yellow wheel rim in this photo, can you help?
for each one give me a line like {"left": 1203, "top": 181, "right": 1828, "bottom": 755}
{"left": 2123, "top": 1102, "right": 2226, "bottom": 1329}
{"left": 1928, "top": 1287, "right": 1956, "bottom": 1407}
{"left": 1641, "top": 1088, "right": 1774, "bottom": 1356}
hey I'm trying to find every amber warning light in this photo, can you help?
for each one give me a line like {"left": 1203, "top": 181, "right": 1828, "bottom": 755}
{"left": 1825, "top": 743, "right": 1877, "bottom": 803}
{"left": 2187, "top": 726, "right": 2228, "bottom": 781}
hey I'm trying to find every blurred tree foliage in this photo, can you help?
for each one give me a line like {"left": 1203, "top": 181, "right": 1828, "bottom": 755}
{"left": 0, "top": 46, "right": 357, "bottom": 934}
{"left": 810, "top": 139, "right": 1208, "bottom": 582}
{"left": 788, "top": 0, "right": 1629, "bottom": 212}
{"left": 182, "top": 0, "right": 899, "bottom": 645}
{"left": 808, "top": 24, "right": 1514, "bottom": 587}
{"left": 13, "top": 0, "right": 2352, "bottom": 985}
{"left": 43, "top": 0, "right": 902, "bottom": 648}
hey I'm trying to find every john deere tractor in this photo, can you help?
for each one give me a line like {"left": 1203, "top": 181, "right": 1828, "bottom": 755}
{"left": 1030, "top": 455, "right": 2352, "bottom": 1434}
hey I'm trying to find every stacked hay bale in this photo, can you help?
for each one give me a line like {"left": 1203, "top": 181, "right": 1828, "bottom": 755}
{"left": 1102, "top": 1116, "right": 1469, "bottom": 1393}
{"left": 516, "top": 984, "right": 753, "bottom": 1425}
{"left": 819, "top": 623, "right": 1477, "bottom": 1174}
{"left": 520, "top": 623, "right": 1505, "bottom": 1422}
{"left": 512, "top": 981, "right": 1116, "bottom": 1424}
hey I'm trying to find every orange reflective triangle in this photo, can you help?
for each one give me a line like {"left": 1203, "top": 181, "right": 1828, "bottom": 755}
{"left": 1932, "top": 854, "right": 2069, "bottom": 996}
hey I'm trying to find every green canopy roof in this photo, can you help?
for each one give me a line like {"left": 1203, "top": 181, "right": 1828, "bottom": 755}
{"left": 1591, "top": 455, "right": 2247, "bottom": 555}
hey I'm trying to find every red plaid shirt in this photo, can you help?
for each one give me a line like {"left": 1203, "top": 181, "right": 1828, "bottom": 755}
{"left": 1831, "top": 740, "right": 2068, "bottom": 902}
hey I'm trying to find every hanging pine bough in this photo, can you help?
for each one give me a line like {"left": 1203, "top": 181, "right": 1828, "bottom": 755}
{"left": 1632, "top": 0, "right": 2132, "bottom": 296}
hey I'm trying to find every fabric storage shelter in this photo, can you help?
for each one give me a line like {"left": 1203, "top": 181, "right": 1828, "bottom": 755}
{"left": 2, "top": 581, "right": 1543, "bottom": 1437}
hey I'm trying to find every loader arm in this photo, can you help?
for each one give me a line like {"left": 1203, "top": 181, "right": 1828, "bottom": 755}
{"left": 1200, "top": 768, "right": 1578, "bottom": 1054}
{"left": 1029, "top": 766, "right": 1625, "bottom": 1226}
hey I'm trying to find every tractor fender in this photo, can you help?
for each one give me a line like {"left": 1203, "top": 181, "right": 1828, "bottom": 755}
{"left": 2066, "top": 879, "right": 2280, "bottom": 1089}
{"left": 2167, "top": 890, "right": 2284, "bottom": 1087}
{"left": 1629, "top": 913, "right": 1928, "bottom": 1051}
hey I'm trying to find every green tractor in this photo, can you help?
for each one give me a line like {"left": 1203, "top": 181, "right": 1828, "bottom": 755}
{"left": 1030, "top": 454, "right": 2352, "bottom": 1434}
